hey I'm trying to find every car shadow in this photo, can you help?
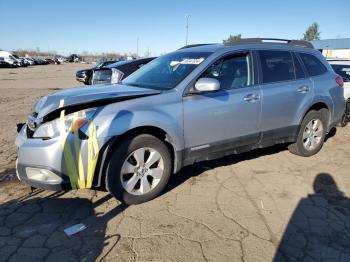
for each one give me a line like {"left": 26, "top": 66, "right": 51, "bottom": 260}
{"left": 0, "top": 190, "right": 127, "bottom": 261}
{"left": 164, "top": 127, "right": 338, "bottom": 194}
{"left": 274, "top": 173, "right": 350, "bottom": 262}
{"left": 165, "top": 143, "right": 287, "bottom": 194}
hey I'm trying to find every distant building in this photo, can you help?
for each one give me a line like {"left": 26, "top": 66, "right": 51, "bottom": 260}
{"left": 311, "top": 38, "right": 350, "bottom": 59}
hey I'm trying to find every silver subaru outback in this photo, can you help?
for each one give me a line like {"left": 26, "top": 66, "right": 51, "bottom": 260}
{"left": 16, "top": 39, "right": 345, "bottom": 204}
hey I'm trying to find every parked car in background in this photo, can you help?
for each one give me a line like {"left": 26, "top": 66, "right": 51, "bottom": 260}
{"left": 16, "top": 39, "right": 345, "bottom": 205}
{"left": 57, "top": 57, "right": 66, "bottom": 63}
{"left": 76, "top": 60, "right": 118, "bottom": 85}
{"left": 91, "top": 57, "right": 155, "bottom": 85}
{"left": 45, "top": 58, "right": 55, "bottom": 64}
{"left": 0, "top": 57, "right": 8, "bottom": 68}
{"left": 33, "top": 58, "right": 49, "bottom": 65}
{"left": 328, "top": 59, "right": 350, "bottom": 126}
{"left": 22, "top": 57, "right": 35, "bottom": 65}
{"left": 67, "top": 54, "right": 81, "bottom": 63}
{"left": 0, "top": 57, "right": 17, "bottom": 68}
{"left": 0, "top": 51, "right": 19, "bottom": 67}
{"left": 13, "top": 55, "right": 28, "bottom": 67}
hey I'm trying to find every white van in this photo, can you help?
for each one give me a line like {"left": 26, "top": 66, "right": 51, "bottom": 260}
{"left": 0, "top": 51, "right": 19, "bottom": 67}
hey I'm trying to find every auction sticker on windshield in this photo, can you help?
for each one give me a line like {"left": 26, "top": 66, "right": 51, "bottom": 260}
{"left": 180, "top": 58, "right": 205, "bottom": 64}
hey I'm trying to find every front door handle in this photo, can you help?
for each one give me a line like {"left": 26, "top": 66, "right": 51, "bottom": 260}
{"left": 243, "top": 93, "right": 260, "bottom": 102}
{"left": 297, "top": 85, "right": 310, "bottom": 93}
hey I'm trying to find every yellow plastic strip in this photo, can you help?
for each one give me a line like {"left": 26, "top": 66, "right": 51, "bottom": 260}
{"left": 73, "top": 115, "right": 85, "bottom": 189}
{"left": 58, "top": 100, "right": 100, "bottom": 189}
{"left": 59, "top": 99, "right": 78, "bottom": 189}
{"left": 86, "top": 121, "right": 99, "bottom": 188}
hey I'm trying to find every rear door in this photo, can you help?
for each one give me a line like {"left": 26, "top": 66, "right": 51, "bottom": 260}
{"left": 183, "top": 51, "right": 261, "bottom": 162}
{"left": 258, "top": 50, "right": 313, "bottom": 142}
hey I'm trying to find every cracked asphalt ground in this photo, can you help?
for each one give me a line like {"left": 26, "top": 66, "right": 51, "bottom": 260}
{"left": 1, "top": 64, "right": 350, "bottom": 261}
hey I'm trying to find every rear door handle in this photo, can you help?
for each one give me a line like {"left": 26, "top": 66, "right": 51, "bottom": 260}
{"left": 243, "top": 93, "right": 260, "bottom": 102}
{"left": 297, "top": 85, "right": 310, "bottom": 93}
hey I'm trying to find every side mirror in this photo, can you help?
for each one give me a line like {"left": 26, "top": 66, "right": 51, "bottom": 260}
{"left": 194, "top": 78, "right": 220, "bottom": 92}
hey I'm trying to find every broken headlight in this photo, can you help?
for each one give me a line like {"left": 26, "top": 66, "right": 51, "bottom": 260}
{"left": 33, "top": 108, "right": 97, "bottom": 139}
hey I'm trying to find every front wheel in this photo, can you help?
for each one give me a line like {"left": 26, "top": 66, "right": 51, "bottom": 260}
{"left": 85, "top": 75, "right": 92, "bottom": 85}
{"left": 288, "top": 110, "right": 328, "bottom": 157}
{"left": 106, "top": 134, "right": 172, "bottom": 205}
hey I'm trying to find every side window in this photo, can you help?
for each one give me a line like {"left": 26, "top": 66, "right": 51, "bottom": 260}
{"left": 201, "top": 53, "right": 252, "bottom": 90}
{"left": 292, "top": 53, "right": 306, "bottom": 79}
{"left": 259, "top": 50, "right": 295, "bottom": 83}
{"left": 299, "top": 53, "right": 327, "bottom": 77}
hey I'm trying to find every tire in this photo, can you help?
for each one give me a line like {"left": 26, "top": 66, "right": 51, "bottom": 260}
{"left": 85, "top": 75, "right": 92, "bottom": 85}
{"left": 288, "top": 110, "right": 328, "bottom": 157}
{"left": 340, "top": 99, "right": 350, "bottom": 127}
{"left": 106, "top": 134, "right": 172, "bottom": 205}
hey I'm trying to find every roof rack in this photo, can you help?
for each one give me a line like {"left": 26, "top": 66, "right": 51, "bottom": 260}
{"left": 178, "top": 43, "right": 216, "bottom": 50}
{"left": 224, "top": 38, "right": 314, "bottom": 49}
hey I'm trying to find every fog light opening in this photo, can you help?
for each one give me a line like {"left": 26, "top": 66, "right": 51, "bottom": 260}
{"left": 25, "top": 167, "right": 63, "bottom": 183}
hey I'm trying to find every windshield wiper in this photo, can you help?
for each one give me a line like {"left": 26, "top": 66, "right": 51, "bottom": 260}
{"left": 123, "top": 82, "right": 166, "bottom": 90}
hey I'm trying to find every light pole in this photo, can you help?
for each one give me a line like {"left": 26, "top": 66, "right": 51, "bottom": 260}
{"left": 136, "top": 37, "right": 139, "bottom": 58}
{"left": 185, "top": 14, "right": 190, "bottom": 46}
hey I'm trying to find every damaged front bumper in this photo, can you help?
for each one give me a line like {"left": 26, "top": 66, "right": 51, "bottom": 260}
{"left": 15, "top": 124, "right": 72, "bottom": 191}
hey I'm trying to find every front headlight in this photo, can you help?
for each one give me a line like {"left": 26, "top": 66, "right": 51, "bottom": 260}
{"left": 33, "top": 108, "right": 97, "bottom": 139}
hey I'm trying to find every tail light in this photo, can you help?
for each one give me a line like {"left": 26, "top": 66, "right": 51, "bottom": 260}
{"left": 336, "top": 75, "right": 344, "bottom": 87}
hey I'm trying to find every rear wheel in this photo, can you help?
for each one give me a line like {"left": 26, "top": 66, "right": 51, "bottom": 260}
{"left": 288, "top": 110, "right": 328, "bottom": 157}
{"left": 106, "top": 134, "right": 172, "bottom": 205}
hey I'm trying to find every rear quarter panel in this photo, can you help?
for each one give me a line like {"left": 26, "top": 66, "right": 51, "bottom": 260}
{"left": 312, "top": 71, "right": 345, "bottom": 128}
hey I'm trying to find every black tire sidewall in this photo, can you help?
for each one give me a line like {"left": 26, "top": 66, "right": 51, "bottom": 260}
{"left": 341, "top": 99, "right": 350, "bottom": 127}
{"left": 106, "top": 134, "right": 172, "bottom": 205}
{"left": 296, "top": 110, "right": 327, "bottom": 157}
{"left": 341, "top": 114, "right": 348, "bottom": 127}
{"left": 86, "top": 76, "right": 92, "bottom": 85}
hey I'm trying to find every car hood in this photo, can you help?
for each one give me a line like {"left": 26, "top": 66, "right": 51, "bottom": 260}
{"left": 76, "top": 68, "right": 93, "bottom": 74}
{"left": 34, "top": 84, "right": 161, "bottom": 120}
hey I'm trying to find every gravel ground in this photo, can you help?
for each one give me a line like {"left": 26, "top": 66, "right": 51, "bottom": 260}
{"left": 0, "top": 64, "right": 350, "bottom": 261}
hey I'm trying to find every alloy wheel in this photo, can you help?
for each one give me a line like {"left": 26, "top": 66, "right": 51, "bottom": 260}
{"left": 302, "top": 119, "right": 324, "bottom": 151}
{"left": 120, "top": 147, "right": 164, "bottom": 195}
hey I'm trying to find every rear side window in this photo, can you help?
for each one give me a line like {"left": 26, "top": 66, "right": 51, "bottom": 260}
{"left": 259, "top": 50, "right": 295, "bottom": 83}
{"left": 299, "top": 53, "right": 327, "bottom": 77}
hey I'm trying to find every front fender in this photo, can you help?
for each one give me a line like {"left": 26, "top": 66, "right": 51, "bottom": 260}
{"left": 91, "top": 108, "right": 184, "bottom": 186}
{"left": 94, "top": 108, "right": 184, "bottom": 153}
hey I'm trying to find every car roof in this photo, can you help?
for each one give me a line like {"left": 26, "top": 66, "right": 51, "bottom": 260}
{"left": 177, "top": 39, "right": 315, "bottom": 54}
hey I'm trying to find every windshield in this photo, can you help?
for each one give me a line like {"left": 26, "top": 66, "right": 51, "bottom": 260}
{"left": 122, "top": 51, "right": 211, "bottom": 90}
{"left": 107, "top": 60, "right": 129, "bottom": 68}
{"left": 331, "top": 64, "right": 350, "bottom": 82}
{"left": 95, "top": 61, "right": 105, "bottom": 68}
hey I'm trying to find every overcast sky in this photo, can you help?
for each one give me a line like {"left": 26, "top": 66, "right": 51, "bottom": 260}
{"left": 1, "top": 0, "right": 349, "bottom": 56}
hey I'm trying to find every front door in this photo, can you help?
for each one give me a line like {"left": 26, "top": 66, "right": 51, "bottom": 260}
{"left": 183, "top": 51, "right": 261, "bottom": 162}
